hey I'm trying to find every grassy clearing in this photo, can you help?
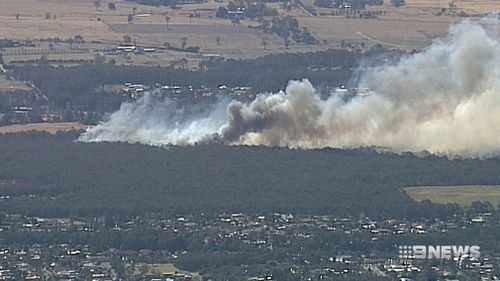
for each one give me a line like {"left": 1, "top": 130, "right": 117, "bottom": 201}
{"left": 132, "top": 263, "right": 180, "bottom": 276}
{"left": 0, "top": 77, "right": 34, "bottom": 93}
{"left": 0, "top": 122, "right": 87, "bottom": 134}
{"left": 404, "top": 185, "right": 500, "bottom": 206}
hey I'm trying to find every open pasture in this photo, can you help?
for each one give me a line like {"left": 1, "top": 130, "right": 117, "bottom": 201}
{"left": 405, "top": 185, "right": 500, "bottom": 206}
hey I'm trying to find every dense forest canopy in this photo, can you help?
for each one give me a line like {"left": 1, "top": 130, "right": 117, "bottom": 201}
{"left": 0, "top": 133, "right": 499, "bottom": 218}
{"left": 8, "top": 49, "right": 356, "bottom": 111}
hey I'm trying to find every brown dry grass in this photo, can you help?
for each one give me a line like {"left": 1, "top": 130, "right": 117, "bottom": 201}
{"left": 0, "top": 0, "right": 286, "bottom": 59}
{"left": 291, "top": 0, "right": 497, "bottom": 49}
{"left": 291, "top": 1, "right": 481, "bottom": 49}
{"left": 406, "top": 0, "right": 500, "bottom": 14}
{"left": 405, "top": 185, "right": 500, "bottom": 206}
{"left": 0, "top": 122, "right": 87, "bottom": 134}
{"left": 0, "top": 0, "right": 497, "bottom": 60}
{"left": 0, "top": 77, "right": 34, "bottom": 93}
{"left": 297, "top": 16, "right": 453, "bottom": 48}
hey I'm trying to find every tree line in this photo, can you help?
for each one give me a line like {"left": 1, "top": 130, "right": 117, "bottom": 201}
{"left": 1, "top": 132, "right": 500, "bottom": 218}
{"left": 8, "top": 49, "right": 357, "bottom": 116}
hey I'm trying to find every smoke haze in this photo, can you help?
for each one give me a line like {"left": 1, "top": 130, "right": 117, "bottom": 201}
{"left": 80, "top": 19, "right": 500, "bottom": 158}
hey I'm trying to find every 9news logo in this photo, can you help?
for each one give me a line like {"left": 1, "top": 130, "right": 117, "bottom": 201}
{"left": 398, "top": 245, "right": 481, "bottom": 260}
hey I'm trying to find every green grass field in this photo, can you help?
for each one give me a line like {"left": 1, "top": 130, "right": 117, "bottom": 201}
{"left": 404, "top": 185, "right": 500, "bottom": 206}
{"left": 132, "top": 263, "right": 179, "bottom": 276}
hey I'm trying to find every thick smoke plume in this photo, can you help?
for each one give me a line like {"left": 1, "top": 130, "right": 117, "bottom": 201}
{"left": 79, "top": 93, "right": 229, "bottom": 146}
{"left": 80, "top": 19, "right": 500, "bottom": 158}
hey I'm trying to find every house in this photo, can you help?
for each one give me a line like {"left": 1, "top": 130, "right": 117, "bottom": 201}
{"left": 471, "top": 216, "right": 486, "bottom": 223}
{"left": 116, "top": 45, "right": 136, "bottom": 52}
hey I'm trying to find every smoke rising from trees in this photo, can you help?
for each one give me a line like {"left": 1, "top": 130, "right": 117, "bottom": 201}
{"left": 80, "top": 19, "right": 500, "bottom": 158}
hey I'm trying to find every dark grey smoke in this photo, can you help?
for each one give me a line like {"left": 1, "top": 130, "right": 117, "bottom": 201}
{"left": 80, "top": 19, "right": 500, "bottom": 158}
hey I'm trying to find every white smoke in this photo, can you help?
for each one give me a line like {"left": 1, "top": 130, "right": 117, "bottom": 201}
{"left": 80, "top": 19, "right": 500, "bottom": 158}
{"left": 80, "top": 93, "right": 229, "bottom": 146}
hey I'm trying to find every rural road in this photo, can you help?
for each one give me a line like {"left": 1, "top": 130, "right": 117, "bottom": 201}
{"left": 356, "top": 32, "right": 414, "bottom": 48}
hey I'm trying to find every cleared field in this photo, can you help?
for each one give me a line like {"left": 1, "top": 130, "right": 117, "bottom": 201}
{"left": 108, "top": 23, "right": 260, "bottom": 35}
{"left": 3, "top": 52, "right": 95, "bottom": 65}
{"left": 0, "top": 0, "right": 496, "bottom": 62}
{"left": 406, "top": 0, "right": 500, "bottom": 14}
{"left": 297, "top": 16, "right": 453, "bottom": 48}
{"left": 0, "top": 18, "right": 118, "bottom": 42}
{"left": 0, "top": 78, "right": 34, "bottom": 93}
{"left": 292, "top": 0, "right": 498, "bottom": 49}
{"left": 0, "top": 122, "right": 87, "bottom": 134}
{"left": 0, "top": 0, "right": 286, "bottom": 60}
{"left": 106, "top": 22, "right": 279, "bottom": 58}
{"left": 405, "top": 185, "right": 500, "bottom": 206}
{"left": 132, "top": 263, "right": 180, "bottom": 276}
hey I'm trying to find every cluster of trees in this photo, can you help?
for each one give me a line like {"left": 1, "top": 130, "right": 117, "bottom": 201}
{"left": 391, "top": 0, "right": 405, "bottom": 7}
{"left": 215, "top": 2, "right": 316, "bottom": 45}
{"left": 0, "top": 36, "right": 85, "bottom": 51}
{"left": 1, "top": 227, "right": 188, "bottom": 253}
{"left": 0, "top": 39, "right": 16, "bottom": 49}
{"left": 164, "top": 41, "right": 200, "bottom": 54}
{"left": 1, "top": 132, "right": 500, "bottom": 218}
{"left": 216, "top": 2, "right": 278, "bottom": 21}
{"left": 8, "top": 49, "right": 357, "bottom": 115}
{"left": 315, "top": 4, "right": 386, "bottom": 18}
{"left": 260, "top": 16, "right": 318, "bottom": 46}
